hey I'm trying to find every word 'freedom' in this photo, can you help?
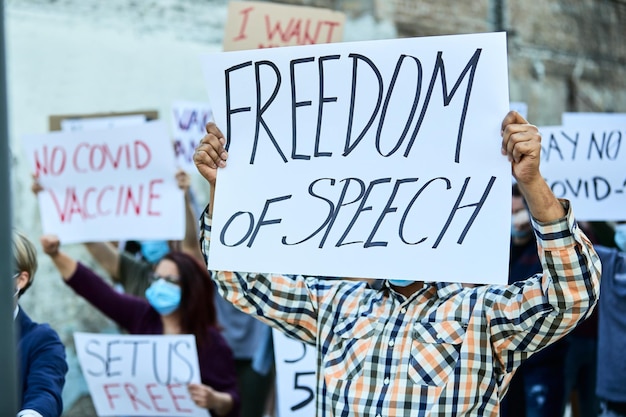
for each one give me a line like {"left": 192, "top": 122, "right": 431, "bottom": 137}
{"left": 224, "top": 49, "right": 482, "bottom": 165}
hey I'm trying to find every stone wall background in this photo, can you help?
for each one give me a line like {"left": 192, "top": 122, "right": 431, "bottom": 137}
{"left": 4, "top": 0, "right": 624, "bottom": 415}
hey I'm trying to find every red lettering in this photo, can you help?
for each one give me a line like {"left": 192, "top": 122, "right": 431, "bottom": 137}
{"left": 47, "top": 184, "right": 160, "bottom": 222}
{"left": 123, "top": 383, "right": 151, "bottom": 411}
{"left": 97, "top": 186, "right": 114, "bottom": 216}
{"left": 234, "top": 6, "right": 254, "bottom": 41}
{"left": 287, "top": 19, "right": 302, "bottom": 43}
{"left": 89, "top": 145, "right": 107, "bottom": 171}
{"left": 48, "top": 187, "right": 84, "bottom": 223}
{"left": 82, "top": 187, "right": 98, "bottom": 219}
{"left": 34, "top": 145, "right": 67, "bottom": 177}
{"left": 47, "top": 189, "right": 68, "bottom": 223}
{"left": 301, "top": 19, "right": 320, "bottom": 45}
{"left": 167, "top": 384, "right": 192, "bottom": 413}
{"left": 147, "top": 179, "right": 163, "bottom": 216}
{"left": 265, "top": 15, "right": 291, "bottom": 42}
{"left": 115, "top": 185, "right": 124, "bottom": 215}
{"left": 134, "top": 141, "right": 151, "bottom": 169}
{"left": 103, "top": 383, "right": 121, "bottom": 409}
{"left": 123, "top": 184, "right": 144, "bottom": 215}
{"left": 323, "top": 21, "right": 340, "bottom": 42}
{"left": 73, "top": 143, "right": 89, "bottom": 173}
{"left": 146, "top": 383, "right": 169, "bottom": 412}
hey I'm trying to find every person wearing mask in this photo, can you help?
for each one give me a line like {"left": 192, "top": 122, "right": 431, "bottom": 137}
{"left": 13, "top": 230, "right": 68, "bottom": 417}
{"left": 40, "top": 235, "right": 240, "bottom": 417}
{"left": 595, "top": 221, "right": 626, "bottom": 417}
{"left": 191, "top": 111, "right": 602, "bottom": 416}
{"left": 31, "top": 169, "right": 198, "bottom": 297}
{"left": 501, "top": 184, "right": 568, "bottom": 417}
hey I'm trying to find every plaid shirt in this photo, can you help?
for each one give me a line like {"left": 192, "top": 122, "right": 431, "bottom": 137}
{"left": 200, "top": 200, "right": 601, "bottom": 417}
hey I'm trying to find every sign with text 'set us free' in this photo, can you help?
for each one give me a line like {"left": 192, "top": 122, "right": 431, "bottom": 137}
{"left": 201, "top": 32, "right": 512, "bottom": 285}
{"left": 74, "top": 333, "right": 210, "bottom": 417}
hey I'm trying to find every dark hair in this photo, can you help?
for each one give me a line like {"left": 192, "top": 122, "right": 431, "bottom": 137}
{"left": 512, "top": 183, "right": 521, "bottom": 197}
{"left": 160, "top": 251, "right": 217, "bottom": 348}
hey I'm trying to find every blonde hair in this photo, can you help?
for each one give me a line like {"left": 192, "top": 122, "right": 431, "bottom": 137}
{"left": 12, "top": 230, "right": 38, "bottom": 296}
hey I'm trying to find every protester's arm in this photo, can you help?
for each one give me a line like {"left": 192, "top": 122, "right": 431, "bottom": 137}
{"left": 40, "top": 235, "right": 152, "bottom": 332}
{"left": 82, "top": 242, "right": 120, "bottom": 281}
{"left": 488, "top": 111, "right": 602, "bottom": 373}
{"left": 32, "top": 175, "right": 122, "bottom": 281}
{"left": 176, "top": 169, "right": 204, "bottom": 263}
{"left": 194, "top": 123, "right": 320, "bottom": 344}
{"left": 501, "top": 111, "right": 565, "bottom": 222}
{"left": 40, "top": 235, "right": 78, "bottom": 280}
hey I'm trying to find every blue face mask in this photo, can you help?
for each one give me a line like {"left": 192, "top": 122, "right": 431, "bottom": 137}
{"left": 388, "top": 279, "right": 416, "bottom": 287}
{"left": 511, "top": 224, "right": 532, "bottom": 240}
{"left": 145, "top": 279, "right": 181, "bottom": 315}
{"left": 615, "top": 224, "right": 626, "bottom": 252}
{"left": 140, "top": 240, "right": 170, "bottom": 264}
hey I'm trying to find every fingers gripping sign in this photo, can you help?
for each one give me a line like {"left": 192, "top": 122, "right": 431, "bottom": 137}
{"left": 501, "top": 110, "right": 543, "bottom": 185}
{"left": 193, "top": 123, "right": 229, "bottom": 186}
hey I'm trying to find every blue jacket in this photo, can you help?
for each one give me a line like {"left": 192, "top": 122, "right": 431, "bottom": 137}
{"left": 16, "top": 308, "right": 67, "bottom": 417}
{"left": 595, "top": 245, "right": 626, "bottom": 402}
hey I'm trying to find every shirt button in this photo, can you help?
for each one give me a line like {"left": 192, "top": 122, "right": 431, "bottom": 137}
{"left": 384, "top": 377, "right": 390, "bottom": 385}
{"left": 388, "top": 339, "right": 395, "bottom": 347}
{"left": 377, "top": 414, "right": 382, "bottom": 417}
{"left": 401, "top": 308, "right": 407, "bottom": 314}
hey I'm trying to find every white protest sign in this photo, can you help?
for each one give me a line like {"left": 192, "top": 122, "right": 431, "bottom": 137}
{"left": 22, "top": 121, "right": 185, "bottom": 243}
{"left": 73, "top": 333, "right": 210, "bottom": 417}
{"left": 61, "top": 114, "right": 147, "bottom": 132}
{"left": 273, "top": 330, "right": 316, "bottom": 417}
{"left": 171, "top": 101, "right": 214, "bottom": 172}
{"left": 538, "top": 124, "right": 626, "bottom": 221}
{"left": 201, "top": 32, "right": 512, "bottom": 284}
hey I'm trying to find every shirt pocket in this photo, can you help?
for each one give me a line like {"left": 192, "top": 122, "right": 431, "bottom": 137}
{"left": 408, "top": 320, "right": 466, "bottom": 387}
{"left": 324, "top": 315, "right": 377, "bottom": 381}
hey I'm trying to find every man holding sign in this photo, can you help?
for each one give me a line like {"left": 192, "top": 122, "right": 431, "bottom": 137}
{"left": 193, "top": 111, "right": 600, "bottom": 416}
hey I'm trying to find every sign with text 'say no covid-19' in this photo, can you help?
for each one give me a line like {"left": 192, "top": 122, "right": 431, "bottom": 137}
{"left": 201, "top": 32, "right": 512, "bottom": 285}
{"left": 539, "top": 115, "right": 626, "bottom": 221}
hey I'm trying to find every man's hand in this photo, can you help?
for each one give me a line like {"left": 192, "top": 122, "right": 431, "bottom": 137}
{"left": 501, "top": 110, "right": 542, "bottom": 186}
{"left": 193, "top": 122, "right": 228, "bottom": 187}
{"left": 501, "top": 111, "right": 565, "bottom": 222}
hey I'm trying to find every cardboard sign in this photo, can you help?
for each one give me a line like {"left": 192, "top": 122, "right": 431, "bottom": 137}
{"left": 273, "top": 330, "right": 316, "bottom": 417}
{"left": 22, "top": 121, "right": 185, "bottom": 243}
{"left": 201, "top": 32, "right": 511, "bottom": 284}
{"left": 172, "top": 101, "right": 214, "bottom": 172}
{"left": 74, "top": 333, "right": 210, "bottom": 417}
{"left": 539, "top": 123, "right": 626, "bottom": 221}
{"left": 223, "top": 1, "right": 345, "bottom": 51}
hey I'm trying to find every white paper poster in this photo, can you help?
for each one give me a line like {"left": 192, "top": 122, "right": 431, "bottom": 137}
{"left": 201, "top": 32, "right": 512, "bottom": 285}
{"left": 74, "top": 333, "right": 210, "bottom": 417}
